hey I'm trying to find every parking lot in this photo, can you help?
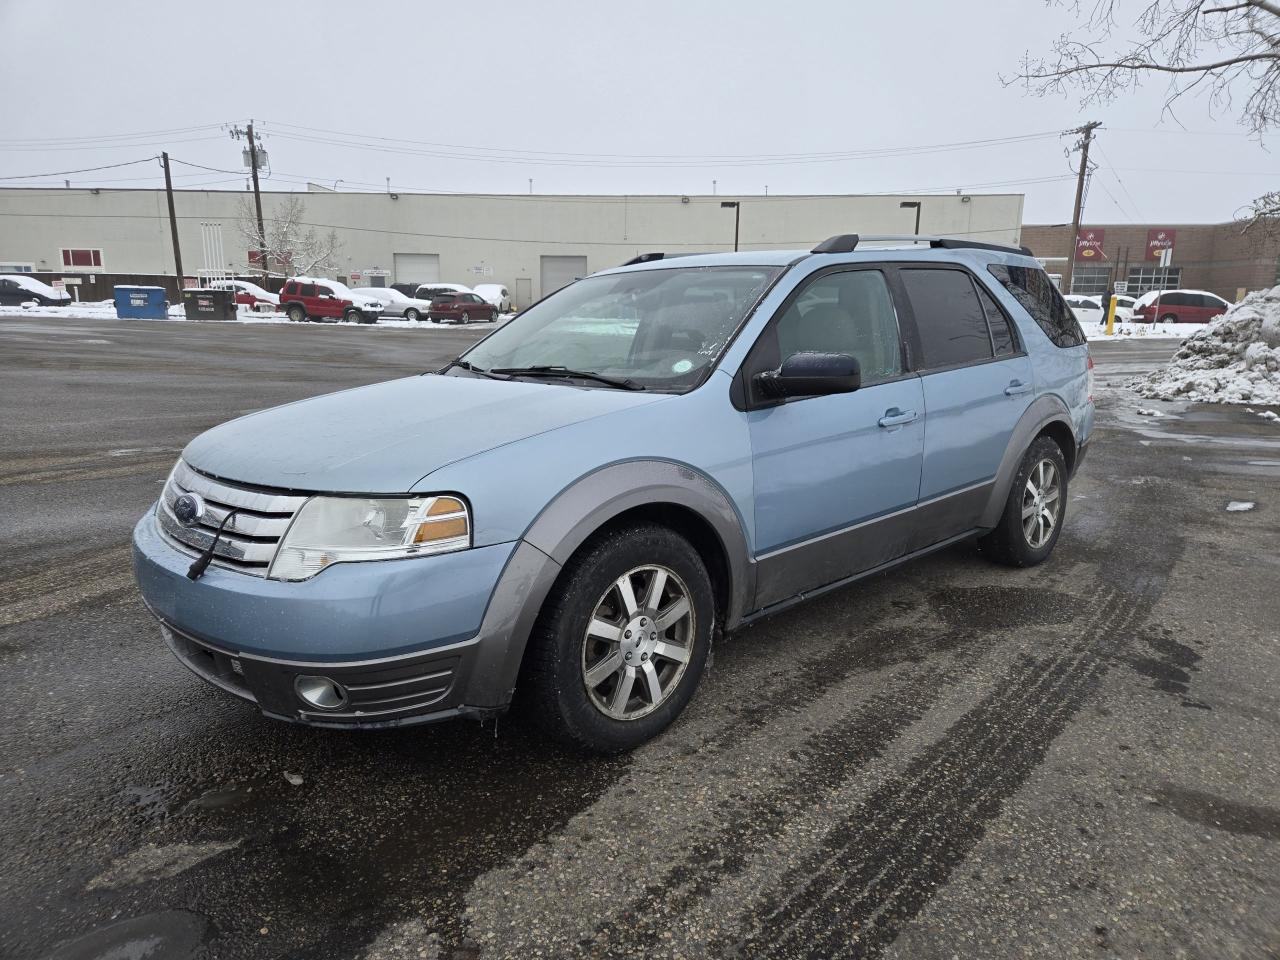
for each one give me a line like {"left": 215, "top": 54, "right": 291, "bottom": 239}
{"left": 2, "top": 317, "right": 1278, "bottom": 959}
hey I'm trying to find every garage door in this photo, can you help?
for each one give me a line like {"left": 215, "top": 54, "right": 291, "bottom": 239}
{"left": 540, "top": 255, "right": 587, "bottom": 298}
{"left": 393, "top": 253, "right": 440, "bottom": 284}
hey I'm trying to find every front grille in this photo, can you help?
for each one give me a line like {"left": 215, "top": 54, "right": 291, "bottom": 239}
{"left": 157, "top": 461, "right": 307, "bottom": 577}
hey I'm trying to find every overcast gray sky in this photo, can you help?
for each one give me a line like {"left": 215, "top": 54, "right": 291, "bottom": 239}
{"left": 1, "top": 0, "right": 1274, "bottom": 224}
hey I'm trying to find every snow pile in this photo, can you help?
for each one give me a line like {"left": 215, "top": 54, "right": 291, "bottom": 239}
{"left": 1132, "top": 285, "right": 1280, "bottom": 404}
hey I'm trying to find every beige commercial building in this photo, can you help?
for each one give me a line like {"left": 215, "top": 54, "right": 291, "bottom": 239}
{"left": 0, "top": 187, "right": 1024, "bottom": 307}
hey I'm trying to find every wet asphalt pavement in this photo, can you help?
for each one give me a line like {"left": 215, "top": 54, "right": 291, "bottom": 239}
{"left": 1, "top": 319, "right": 1278, "bottom": 960}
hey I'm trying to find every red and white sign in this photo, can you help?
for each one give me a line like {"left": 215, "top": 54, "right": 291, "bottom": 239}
{"left": 1146, "top": 228, "right": 1176, "bottom": 261}
{"left": 350, "top": 272, "right": 362, "bottom": 282}
{"left": 1075, "top": 228, "right": 1106, "bottom": 261}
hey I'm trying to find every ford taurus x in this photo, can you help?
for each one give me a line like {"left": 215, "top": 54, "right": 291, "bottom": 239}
{"left": 132, "top": 234, "right": 1093, "bottom": 753}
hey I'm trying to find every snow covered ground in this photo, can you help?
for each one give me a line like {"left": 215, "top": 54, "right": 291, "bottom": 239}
{"left": 1081, "top": 321, "right": 1206, "bottom": 342}
{"left": 0, "top": 301, "right": 514, "bottom": 329}
{"left": 1131, "top": 284, "right": 1280, "bottom": 404}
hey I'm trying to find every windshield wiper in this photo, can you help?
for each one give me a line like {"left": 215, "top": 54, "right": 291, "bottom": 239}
{"left": 438, "top": 359, "right": 510, "bottom": 380}
{"left": 491, "top": 365, "right": 646, "bottom": 390}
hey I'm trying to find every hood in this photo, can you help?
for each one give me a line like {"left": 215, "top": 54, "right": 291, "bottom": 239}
{"left": 182, "top": 373, "right": 668, "bottom": 492}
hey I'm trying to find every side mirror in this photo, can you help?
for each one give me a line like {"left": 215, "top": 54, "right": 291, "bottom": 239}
{"left": 755, "top": 352, "right": 861, "bottom": 400}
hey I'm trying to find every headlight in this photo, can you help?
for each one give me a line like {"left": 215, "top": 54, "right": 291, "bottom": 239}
{"left": 268, "top": 495, "right": 470, "bottom": 581}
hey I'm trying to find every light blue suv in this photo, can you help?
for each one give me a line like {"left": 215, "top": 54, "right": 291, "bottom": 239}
{"left": 132, "top": 234, "right": 1093, "bottom": 752}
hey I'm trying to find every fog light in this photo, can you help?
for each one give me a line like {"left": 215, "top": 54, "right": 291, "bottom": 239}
{"left": 294, "top": 675, "right": 348, "bottom": 711}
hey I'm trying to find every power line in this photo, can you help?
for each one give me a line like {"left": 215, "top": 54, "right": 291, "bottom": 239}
{"left": 0, "top": 123, "right": 225, "bottom": 146}
{"left": 0, "top": 157, "right": 160, "bottom": 181}
{"left": 260, "top": 119, "right": 1066, "bottom": 164}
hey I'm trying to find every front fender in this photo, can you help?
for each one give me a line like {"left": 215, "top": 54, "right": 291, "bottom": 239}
{"left": 523, "top": 459, "right": 753, "bottom": 629}
{"left": 456, "top": 459, "right": 753, "bottom": 712}
{"left": 978, "top": 395, "right": 1077, "bottom": 529}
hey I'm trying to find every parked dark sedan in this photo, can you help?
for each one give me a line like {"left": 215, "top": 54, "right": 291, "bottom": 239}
{"left": 0, "top": 275, "right": 73, "bottom": 307}
{"left": 427, "top": 292, "right": 499, "bottom": 324}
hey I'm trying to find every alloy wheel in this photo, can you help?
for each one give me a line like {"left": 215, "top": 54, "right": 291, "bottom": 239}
{"left": 1022, "top": 459, "right": 1061, "bottom": 548}
{"left": 581, "top": 564, "right": 695, "bottom": 720}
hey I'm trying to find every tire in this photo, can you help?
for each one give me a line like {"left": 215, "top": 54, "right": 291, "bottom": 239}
{"left": 520, "top": 523, "right": 714, "bottom": 753}
{"left": 1159, "top": 313, "right": 1177, "bottom": 325}
{"left": 405, "top": 308, "right": 420, "bottom": 322}
{"left": 461, "top": 311, "right": 471, "bottom": 324}
{"left": 343, "top": 308, "right": 361, "bottom": 323}
{"left": 978, "top": 435, "right": 1068, "bottom": 567}
{"left": 286, "top": 304, "right": 306, "bottom": 323}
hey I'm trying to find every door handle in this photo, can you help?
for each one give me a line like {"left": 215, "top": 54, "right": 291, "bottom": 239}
{"left": 1004, "top": 380, "right": 1033, "bottom": 396}
{"left": 878, "top": 408, "right": 919, "bottom": 428}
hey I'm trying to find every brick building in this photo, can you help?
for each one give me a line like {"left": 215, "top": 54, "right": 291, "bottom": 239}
{"left": 1021, "top": 222, "right": 1280, "bottom": 302}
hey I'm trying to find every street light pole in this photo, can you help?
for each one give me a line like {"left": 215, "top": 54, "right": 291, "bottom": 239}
{"left": 720, "top": 201, "right": 740, "bottom": 252}
{"left": 899, "top": 200, "right": 922, "bottom": 238}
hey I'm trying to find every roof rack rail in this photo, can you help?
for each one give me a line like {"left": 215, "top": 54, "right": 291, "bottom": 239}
{"left": 811, "top": 234, "right": 1034, "bottom": 257}
{"left": 811, "top": 234, "right": 859, "bottom": 254}
{"left": 617, "top": 251, "right": 709, "bottom": 267}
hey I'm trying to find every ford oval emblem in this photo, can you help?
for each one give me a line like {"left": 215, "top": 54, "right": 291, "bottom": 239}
{"left": 173, "top": 492, "right": 206, "bottom": 527}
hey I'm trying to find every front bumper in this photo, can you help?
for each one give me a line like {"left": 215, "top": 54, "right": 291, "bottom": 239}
{"left": 132, "top": 509, "right": 543, "bottom": 728}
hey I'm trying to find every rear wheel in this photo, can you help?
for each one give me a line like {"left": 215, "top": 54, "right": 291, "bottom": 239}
{"left": 286, "top": 304, "right": 306, "bottom": 323}
{"left": 405, "top": 308, "right": 420, "bottom": 322}
{"left": 521, "top": 523, "right": 714, "bottom": 753}
{"left": 978, "top": 435, "right": 1068, "bottom": 568}
{"left": 461, "top": 311, "right": 471, "bottom": 324}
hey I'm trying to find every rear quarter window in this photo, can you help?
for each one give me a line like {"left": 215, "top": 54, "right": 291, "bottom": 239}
{"left": 986, "top": 264, "right": 1086, "bottom": 348}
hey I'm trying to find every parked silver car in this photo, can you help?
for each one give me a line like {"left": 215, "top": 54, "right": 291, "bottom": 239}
{"left": 352, "top": 286, "right": 434, "bottom": 322}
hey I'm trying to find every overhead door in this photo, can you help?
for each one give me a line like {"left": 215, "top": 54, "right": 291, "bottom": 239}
{"left": 393, "top": 253, "right": 440, "bottom": 284}
{"left": 540, "top": 255, "right": 587, "bottom": 298}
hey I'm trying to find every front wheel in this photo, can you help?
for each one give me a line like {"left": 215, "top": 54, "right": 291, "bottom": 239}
{"left": 520, "top": 524, "right": 714, "bottom": 753}
{"left": 978, "top": 435, "right": 1068, "bottom": 567}
{"left": 461, "top": 311, "right": 471, "bottom": 324}
{"left": 1159, "top": 313, "right": 1177, "bottom": 324}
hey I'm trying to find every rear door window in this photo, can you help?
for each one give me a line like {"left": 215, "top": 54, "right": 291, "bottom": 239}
{"left": 976, "top": 285, "right": 1018, "bottom": 356}
{"left": 299, "top": 283, "right": 316, "bottom": 297}
{"left": 899, "top": 268, "right": 994, "bottom": 369}
{"left": 986, "top": 264, "right": 1085, "bottom": 347}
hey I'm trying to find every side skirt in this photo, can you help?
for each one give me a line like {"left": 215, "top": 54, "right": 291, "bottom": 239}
{"left": 737, "top": 527, "right": 982, "bottom": 629}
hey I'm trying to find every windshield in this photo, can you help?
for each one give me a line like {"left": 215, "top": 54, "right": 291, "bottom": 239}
{"left": 460, "top": 265, "right": 782, "bottom": 391}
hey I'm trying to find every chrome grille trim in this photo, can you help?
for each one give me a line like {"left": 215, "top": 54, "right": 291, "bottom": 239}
{"left": 157, "top": 461, "right": 308, "bottom": 577}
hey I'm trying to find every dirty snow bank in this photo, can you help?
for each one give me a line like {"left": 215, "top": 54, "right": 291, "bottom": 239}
{"left": 1131, "top": 285, "right": 1280, "bottom": 404}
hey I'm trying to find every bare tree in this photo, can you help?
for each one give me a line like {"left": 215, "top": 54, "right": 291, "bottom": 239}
{"left": 1012, "top": 0, "right": 1279, "bottom": 232}
{"left": 236, "top": 194, "right": 343, "bottom": 276}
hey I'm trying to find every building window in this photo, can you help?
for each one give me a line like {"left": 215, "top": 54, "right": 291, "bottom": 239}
{"left": 60, "top": 248, "right": 103, "bottom": 269}
{"left": 0, "top": 263, "right": 34, "bottom": 273}
{"left": 1126, "top": 266, "right": 1181, "bottom": 294}
{"left": 1070, "top": 265, "right": 1112, "bottom": 296}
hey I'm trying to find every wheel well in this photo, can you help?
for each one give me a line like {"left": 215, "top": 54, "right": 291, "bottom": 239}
{"left": 571, "top": 502, "right": 733, "bottom": 625}
{"left": 1037, "top": 420, "right": 1077, "bottom": 476}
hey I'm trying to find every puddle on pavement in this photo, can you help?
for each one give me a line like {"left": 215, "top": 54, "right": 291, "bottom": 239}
{"left": 36, "top": 910, "right": 208, "bottom": 960}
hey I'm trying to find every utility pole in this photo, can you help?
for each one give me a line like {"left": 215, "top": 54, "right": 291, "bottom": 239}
{"left": 246, "top": 122, "right": 267, "bottom": 281}
{"left": 161, "top": 152, "right": 183, "bottom": 287}
{"left": 230, "top": 122, "right": 269, "bottom": 280}
{"left": 1062, "top": 120, "right": 1101, "bottom": 295}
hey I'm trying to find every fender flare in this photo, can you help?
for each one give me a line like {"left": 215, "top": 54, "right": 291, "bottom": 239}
{"left": 523, "top": 459, "right": 753, "bottom": 626}
{"left": 457, "top": 460, "right": 753, "bottom": 712}
{"left": 979, "top": 395, "right": 1077, "bottom": 529}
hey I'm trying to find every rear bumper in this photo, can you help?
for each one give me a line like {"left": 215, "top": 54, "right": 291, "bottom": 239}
{"left": 132, "top": 509, "right": 559, "bottom": 728}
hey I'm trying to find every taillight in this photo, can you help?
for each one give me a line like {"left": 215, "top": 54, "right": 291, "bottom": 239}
{"left": 1086, "top": 351, "right": 1095, "bottom": 403}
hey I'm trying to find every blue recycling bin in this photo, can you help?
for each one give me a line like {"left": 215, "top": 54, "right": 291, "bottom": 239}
{"left": 114, "top": 285, "right": 169, "bottom": 320}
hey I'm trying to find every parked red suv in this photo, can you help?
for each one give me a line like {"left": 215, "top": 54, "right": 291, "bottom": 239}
{"left": 427, "top": 291, "right": 498, "bottom": 324}
{"left": 279, "top": 277, "right": 382, "bottom": 324}
{"left": 1134, "top": 289, "right": 1230, "bottom": 324}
